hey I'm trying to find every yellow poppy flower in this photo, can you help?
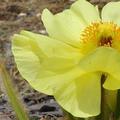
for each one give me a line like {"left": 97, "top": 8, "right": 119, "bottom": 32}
{"left": 12, "top": 0, "right": 120, "bottom": 118}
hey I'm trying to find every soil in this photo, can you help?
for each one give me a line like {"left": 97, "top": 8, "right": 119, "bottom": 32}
{"left": 0, "top": 0, "right": 118, "bottom": 120}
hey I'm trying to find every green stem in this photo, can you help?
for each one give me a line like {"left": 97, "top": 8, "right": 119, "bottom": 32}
{"left": 103, "top": 90, "right": 117, "bottom": 120}
{"left": 97, "top": 75, "right": 117, "bottom": 120}
{"left": 0, "top": 61, "right": 29, "bottom": 120}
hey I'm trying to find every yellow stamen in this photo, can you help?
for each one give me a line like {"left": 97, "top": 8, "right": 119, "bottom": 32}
{"left": 80, "top": 22, "right": 120, "bottom": 54}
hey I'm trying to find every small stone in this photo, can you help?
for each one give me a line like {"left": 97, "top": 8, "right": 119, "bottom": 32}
{"left": 36, "top": 13, "right": 41, "bottom": 18}
{"left": 18, "top": 13, "right": 27, "bottom": 17}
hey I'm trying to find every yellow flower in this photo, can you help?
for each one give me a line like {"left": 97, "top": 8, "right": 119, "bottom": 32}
{"left": 12, "top": 0, "right": 120, "bottom": 118}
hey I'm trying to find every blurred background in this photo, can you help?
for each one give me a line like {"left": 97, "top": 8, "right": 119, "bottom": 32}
{"left": 0, "top": 0, "right": 118, "bottom": 120}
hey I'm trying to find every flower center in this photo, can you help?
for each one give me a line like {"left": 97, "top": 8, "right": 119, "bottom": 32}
{"left": 99, "top": 36, "right": 112, "bottom": 47}
{"left": 80, "top": 22, "right": 120, "bottom": 54}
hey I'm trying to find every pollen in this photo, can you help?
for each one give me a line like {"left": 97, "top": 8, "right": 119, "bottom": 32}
{"left": 80, "top": 22, "right": 120, "bottom": 54}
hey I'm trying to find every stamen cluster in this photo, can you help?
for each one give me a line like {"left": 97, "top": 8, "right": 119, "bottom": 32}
{"left": 80, "top": 22, "right": 120, "bottom": 54}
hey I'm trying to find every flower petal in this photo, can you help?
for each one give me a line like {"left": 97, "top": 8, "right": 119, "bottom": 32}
{"left": 71, "top": 0, "right": 100, "bottom": 24}
{"left": 54, "top": 72, "right": 101, "bottom": 117}
{"left": 12, "top": 31, "right": 82, "bottom": 95}
{"left": 103, "top": 75, "right": 120, "bottom": 90}
{"left": 42, "top": 9, "right": 86, "bottom": 48}
{"left": 42, "top": 0, "right": 100, "bottom": 48}
{"left": 78, "top": 47, "right": 120, "bottom": 90}
{"left": 102, "top": 2, "right": 120, "bottom": 26}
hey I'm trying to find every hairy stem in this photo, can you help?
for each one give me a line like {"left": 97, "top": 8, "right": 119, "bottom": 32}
{"left": 0, "top": 60, "right": 29, "bottom": 120}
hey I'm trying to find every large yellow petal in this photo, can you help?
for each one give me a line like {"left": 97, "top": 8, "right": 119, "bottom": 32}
{"left": 42, "top": 0, "right": 100, "bottom": 48}
{"left": 42, "top": 9, "right": 86, "bottom": 48}
{"left": 12, "top": 31, "right": 82, "bottom": 95}
{"left": 71, "top": 0, "right": 100, "bottom": 24}
{"left": 78, "top": 47, "right": 120, "bottom": 90}
{"left": 54, "top": 72, "right": 101, "bottom": 117}
{"left": 102, "top": 2, "right": 120, "bottom": 26}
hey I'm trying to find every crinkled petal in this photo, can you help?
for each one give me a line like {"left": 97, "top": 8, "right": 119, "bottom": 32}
{"left": 12, "top": 31, "right": 82, "bottom": 95}
{"left": 102, "top": 2, "right": 120, "bottom": 26}
{"left": 71, "top": 0, "right": 100, "bottom": 24}
{"left": 42, "top": 9, "right": 86, "bottom": 48}
{"left": 78, "top": 47, "right": 120, "bottom": 90}
{"left": 54, "top": 72, "right": 101, "bottom": 117}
